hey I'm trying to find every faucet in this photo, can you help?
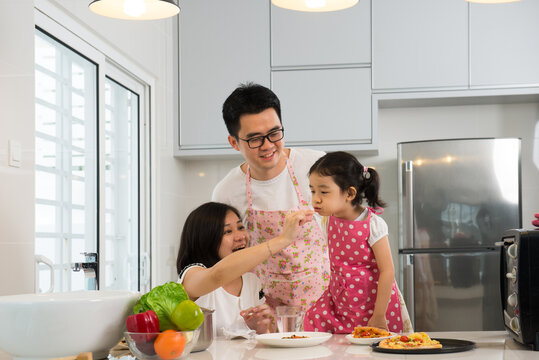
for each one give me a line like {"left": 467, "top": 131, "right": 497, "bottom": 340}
{"left": 71, "top": 252, "right": 99, "bottom": 290}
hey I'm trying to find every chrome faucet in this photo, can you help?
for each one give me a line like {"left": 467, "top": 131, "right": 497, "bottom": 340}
{"left": 71, "top": 252, "right": 99, "bottom": 290}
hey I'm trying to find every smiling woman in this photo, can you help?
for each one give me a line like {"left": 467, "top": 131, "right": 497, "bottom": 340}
{"left": 175, "top": 202, "right": 313, "bottom": 336}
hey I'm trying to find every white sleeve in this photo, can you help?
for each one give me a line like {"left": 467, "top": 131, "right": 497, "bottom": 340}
{"left": 367, "top": 214, "right": 389, "bottom": 247}
{"left": 178, "top": 263, "right": 206, "bottom": 284}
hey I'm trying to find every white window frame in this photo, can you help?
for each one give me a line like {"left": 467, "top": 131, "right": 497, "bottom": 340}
{"left": 34, "top": 1, "right": 156, "bottom": 292}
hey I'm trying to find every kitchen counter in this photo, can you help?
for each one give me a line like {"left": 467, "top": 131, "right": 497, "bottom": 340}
{"left": 188, "top": 331, "right": 538, "bottom": 360}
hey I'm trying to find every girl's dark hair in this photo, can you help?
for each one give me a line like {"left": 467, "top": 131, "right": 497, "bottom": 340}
{"left": 176, "top": 202, "right": 242, "bottom": 275}
{"left": 309, "top": 151, "right": 387, "bottom": 209}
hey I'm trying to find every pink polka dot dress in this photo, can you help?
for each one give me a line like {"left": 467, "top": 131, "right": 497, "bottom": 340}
{"left": 304, "top": 208, "right": 404, "bottom": 334}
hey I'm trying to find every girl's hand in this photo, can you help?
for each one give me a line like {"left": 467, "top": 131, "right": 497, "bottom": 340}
{"left": 367, "top": 313, "right": 389, "bottom": 331}
{"left": 240, "top": 304, "right": 275, "bottom": 334}
{"left": 281, "top": 209, "right": 314, "bottom": 243}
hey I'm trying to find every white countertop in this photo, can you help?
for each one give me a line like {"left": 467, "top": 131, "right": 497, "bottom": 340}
{"left": 188, "top": 331, "right": 539, "bottom": 360}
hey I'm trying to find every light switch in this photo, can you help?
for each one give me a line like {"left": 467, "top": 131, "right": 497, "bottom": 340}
{"left": 8, "top": 140, "right": 21, "bottom": 168}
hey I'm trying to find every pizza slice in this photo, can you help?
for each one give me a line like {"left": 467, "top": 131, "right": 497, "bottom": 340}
{"left": 379, "top": 332, "right": 442, "bottom": 350}
{"left": 352, "top": 326, "right": 391, "bottom": 339}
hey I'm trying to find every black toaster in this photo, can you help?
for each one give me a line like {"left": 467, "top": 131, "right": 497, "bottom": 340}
{"left": 500, "top": 229, "right": 539, "bottom": 350}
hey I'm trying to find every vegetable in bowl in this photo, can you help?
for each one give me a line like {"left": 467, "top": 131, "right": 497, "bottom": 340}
{"left": 132, "top": 281, "right": 203, "bottom": 331}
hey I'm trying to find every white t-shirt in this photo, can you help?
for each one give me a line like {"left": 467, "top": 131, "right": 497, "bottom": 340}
{"left": 211, "top": 148, "right": 325, "bottom": 220}
{"left": 178, "top": 265, "right": 265, "bottom": 337}
{"left": 320, "top": 207, "right": 389, "bottom": 247}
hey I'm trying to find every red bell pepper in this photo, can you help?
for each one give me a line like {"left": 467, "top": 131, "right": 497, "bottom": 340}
{"left": 126, "top": 310, "right": 160, "bottom": 356}
{"left": 126, "top": 309, "right": 160, "bottom": 333}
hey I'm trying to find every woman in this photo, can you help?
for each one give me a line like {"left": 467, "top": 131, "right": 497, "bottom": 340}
{"left": 177, "top": 202, "right": 313, "bottom": 336}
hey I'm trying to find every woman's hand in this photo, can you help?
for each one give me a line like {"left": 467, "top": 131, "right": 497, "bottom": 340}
{"left": 367, "top": 313, "right": 389, "bottom": 331}
{"left": 240, "top": 304, "right": 275, "bottom": 334}
{"left": 281, "top": 209, "right": 314, "bottom": 244}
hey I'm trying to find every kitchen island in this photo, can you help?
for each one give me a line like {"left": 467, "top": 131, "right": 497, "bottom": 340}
{"left": 188, "top": 331, "right": 537, "bottom": 360}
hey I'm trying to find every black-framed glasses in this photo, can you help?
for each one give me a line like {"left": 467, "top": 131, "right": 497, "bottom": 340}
{"left": 237, "top": 128, "right": 285, "bottom": 149}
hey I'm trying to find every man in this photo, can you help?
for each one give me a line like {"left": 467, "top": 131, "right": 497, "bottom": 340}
{"left": 212, "top": 82, "right": 330, "bottom": 312}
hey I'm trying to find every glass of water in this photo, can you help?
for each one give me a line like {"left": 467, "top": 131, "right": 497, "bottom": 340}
{"left": 276, "top": 306, "right": 304, "bottom": 333}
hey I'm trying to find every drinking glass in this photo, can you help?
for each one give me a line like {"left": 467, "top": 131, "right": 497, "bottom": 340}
{"left": 276, "top": 306, "right": 304, "bottom": 333}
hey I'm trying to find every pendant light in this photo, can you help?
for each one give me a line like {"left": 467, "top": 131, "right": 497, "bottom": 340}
{"left": 465, "top": 0, "right": 520, "bottom": 3}
{"left": 89, "top": 0, "right": 180, "bottom": 20}
{"left": 271, "top": 0, "right": 359, "bottom": 12}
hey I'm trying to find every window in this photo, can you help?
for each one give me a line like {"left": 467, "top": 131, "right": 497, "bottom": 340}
{"left": 34, "top": 10, "right": 151, "bottom": 293}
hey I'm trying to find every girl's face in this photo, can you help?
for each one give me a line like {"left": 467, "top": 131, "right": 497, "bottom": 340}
{"left": 218, "top": 210, "right": 249, "bottom": 259}
{"left": 309, "top": 172, "right": 357, "bottom": 220}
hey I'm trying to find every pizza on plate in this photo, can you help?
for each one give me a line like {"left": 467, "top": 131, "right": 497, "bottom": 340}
{"left": 352, "top": 326, "right": 391, "bottom": 338}
{"left": 282, "top": 334, "right": 309, "bottom": 339}
{"left": 378, "top": 332, "right": 442, "bottom": 349}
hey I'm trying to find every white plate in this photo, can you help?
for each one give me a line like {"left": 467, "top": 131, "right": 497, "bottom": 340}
{"left": 345, "top": 333, "right": 395, "bottom": 345}
{"left": 255, "top": 332, "right": 332, "bottom": 348}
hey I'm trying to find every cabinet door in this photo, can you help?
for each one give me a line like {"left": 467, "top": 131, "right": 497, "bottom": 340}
{"left": 372, "top": 0, "right": 468, "bottom": 90}
{"left": 271, "top": 68, "right": 372, "bottom": 147}
{"left": 470, "top": 2, "right": 539, "bottom": 87}
{"left": 271, "top": 1, "right": 370, "bottom": 67}
{"left": 178, "top": 0, "right": 270, "bottom": 152}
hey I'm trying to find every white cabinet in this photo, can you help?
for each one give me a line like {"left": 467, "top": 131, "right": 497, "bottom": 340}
{"left": 176, "top": 0, "right": 270, "bottom": 154}
{"left": 470, "top": 1, "right": 539, "bottom": 87}
{"left": 271, "top": 1, "right": 370, "bottom": 67}
{"left": 372, "top": 0, "right": 468, "bottom": 90}
{"left": 271, "top": 68, "right": 372, "bottom": 149}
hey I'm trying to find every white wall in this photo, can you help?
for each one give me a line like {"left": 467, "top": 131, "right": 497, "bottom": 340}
{"left": 0, "top": 0, "right": 37, "bottom": 297}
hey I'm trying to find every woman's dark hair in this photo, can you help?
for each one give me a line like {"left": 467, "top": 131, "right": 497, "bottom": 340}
{"left": 309, "top": 151, "right": 387, "bottom": 209}
{"left": 176, "top": 202, "right": 242, "bottom": 275}
{"left": 222, "top": 82, "right": 282, "bottom": 138}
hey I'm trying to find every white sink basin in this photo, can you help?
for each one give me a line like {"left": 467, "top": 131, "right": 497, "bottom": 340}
{"left": 0, "top": 290, "right": 139, "bottom": 360}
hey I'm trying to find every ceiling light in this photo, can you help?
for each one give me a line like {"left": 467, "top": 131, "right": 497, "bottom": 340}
{"left": 271, "top": 0, "right": 359, "bottom": 12}
{"left": 89, "top": 0, "right": 180, "bottom": 20}
{"left": 465, "top": 0, "right": 520, "bottom": 3}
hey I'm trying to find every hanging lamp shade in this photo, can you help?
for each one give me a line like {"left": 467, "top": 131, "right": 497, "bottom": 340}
{"left": 88, "top": 0, "right": 179, "bottom": 20}
{"left": 465, "top": 0, "right": 520, "bottom": 3}
{"left": 271, "top": 0, "right": 359, "bottom": 12}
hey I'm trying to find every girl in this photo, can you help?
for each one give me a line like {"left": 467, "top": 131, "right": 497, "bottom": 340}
{"left": 304, "top": 151, "right": 412, "bottom": 334}
{"left": 177, "top": 201, "right": 313, "bottom": 336}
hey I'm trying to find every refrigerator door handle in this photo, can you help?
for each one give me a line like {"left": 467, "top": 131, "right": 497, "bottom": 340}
{"left": 403, "top": 254, "right": 415, "bottom": 329}
{"left": 403, "top": 160, "right": 414, "bottom": 249}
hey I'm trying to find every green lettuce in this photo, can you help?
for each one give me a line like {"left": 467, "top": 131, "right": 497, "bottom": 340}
{"left": 133, "top": 281, "right": 189, "bottom": 331}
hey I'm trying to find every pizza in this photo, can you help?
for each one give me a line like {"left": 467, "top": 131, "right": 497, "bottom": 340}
{"left": 352, "top": 326, "right": 391, "bottom": 338}
{"left": 378, "top": 332, "right": 442, "bottom": 349}
{"left": 282, "top": 334, "right": 309, "bottom": 339}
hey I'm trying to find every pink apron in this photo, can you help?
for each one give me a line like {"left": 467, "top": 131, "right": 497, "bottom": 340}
{"left": 245, "top": 155, "right": 330, "bottom": 313}
{"left": 304, "top": 208, "right": 404, "bottom": 334}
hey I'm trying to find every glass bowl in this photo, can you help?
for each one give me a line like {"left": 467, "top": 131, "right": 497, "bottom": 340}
{"left": 124, "top": 329, "right": 200, "bottom": 360}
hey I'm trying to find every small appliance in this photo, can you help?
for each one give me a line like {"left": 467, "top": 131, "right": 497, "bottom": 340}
{"left": 500, "top": 228, "right": 539, "bottom": 350}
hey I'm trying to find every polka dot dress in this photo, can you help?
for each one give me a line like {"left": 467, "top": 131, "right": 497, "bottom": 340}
{"left": 304, "top": 209, "right": 404, "bottom": 334}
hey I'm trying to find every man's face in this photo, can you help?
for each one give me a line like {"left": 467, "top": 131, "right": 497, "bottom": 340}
{"left": 228, "top": 108, "right": 285, "bottom": 180}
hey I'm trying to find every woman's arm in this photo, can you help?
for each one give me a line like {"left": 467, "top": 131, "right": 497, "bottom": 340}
{"left": 182, "top": 209, "right": 313, "bottom": 299}
{"left": 367, "top": 236, "right": 395, "bottom": 330}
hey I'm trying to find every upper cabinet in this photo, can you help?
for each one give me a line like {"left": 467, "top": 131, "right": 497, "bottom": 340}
{"left": 175, "top": 0, "right": 539, "bottom": 157}
{"left": 270, "top": 1, "right": 371, "bottom": 67}
{"left": 176, "top": 0, "right": 270, "bottom": 154}
{"left": 470, "top": 1, "right": 539, "bottom": 87}
{"left": 372, "top": 0, "right": 468, "bottom": 90}
{"left": 272, "top": 67, "right": 372, "bottom": 149}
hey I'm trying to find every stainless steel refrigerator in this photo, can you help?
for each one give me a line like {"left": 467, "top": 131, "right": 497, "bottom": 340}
{"left": 398, "top": 138, "right": 521, "bottom": 331}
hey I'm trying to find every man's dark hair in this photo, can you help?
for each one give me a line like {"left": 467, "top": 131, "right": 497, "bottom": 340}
{"left": 222, "top": 82, "right": 282, "bottom": 138}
